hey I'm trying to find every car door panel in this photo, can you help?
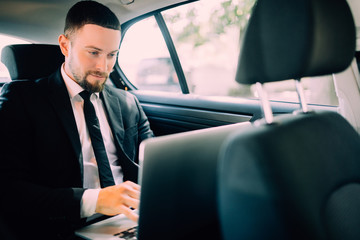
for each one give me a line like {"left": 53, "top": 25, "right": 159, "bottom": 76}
{"left": 132, "top": 90, "right": 338, "bottom": 136}
{"left": 141, "top": 102, "right": 251, "bottom": 135}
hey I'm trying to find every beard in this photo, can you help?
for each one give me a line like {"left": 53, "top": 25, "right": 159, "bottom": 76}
{"left": 75, "top": 70, "right": 108, "bottom": 93}
{"left": 69, "top": 59, "right": 108, "bottom": 93}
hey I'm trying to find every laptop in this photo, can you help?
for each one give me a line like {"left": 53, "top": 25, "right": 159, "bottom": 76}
{"left": 75, "top": 213, "right": 138, "bottom": 239}
{"left": 75, "top": 122, "right": 250, "bottom": 240}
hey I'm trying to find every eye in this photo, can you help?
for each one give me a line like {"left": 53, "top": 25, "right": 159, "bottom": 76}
{"left": 89, "top": 51, "right": 99, "bottom": 56}
{"left": 108, "top": 53, "right": 117, "bottom": 58}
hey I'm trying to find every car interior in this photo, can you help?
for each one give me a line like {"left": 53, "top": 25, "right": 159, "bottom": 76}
{"left": 1, "top": 0, "right": 360, "bottom": 239}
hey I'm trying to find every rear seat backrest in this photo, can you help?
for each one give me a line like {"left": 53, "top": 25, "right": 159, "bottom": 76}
{"left": 217, "top": 0, "right": 360, "bottom": 239}
{"left": 1, "top": 44, "right": 64, "bottom": 81}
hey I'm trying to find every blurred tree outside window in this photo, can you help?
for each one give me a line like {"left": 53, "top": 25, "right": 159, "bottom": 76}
{"left": 163, "top": 0, "right": 254, "bottom": 96}
{"left": 119, "top": 0, "right": 339, "bottom": 106}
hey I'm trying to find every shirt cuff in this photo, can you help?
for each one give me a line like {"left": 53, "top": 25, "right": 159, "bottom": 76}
{"left": 80, "top": 188, "right": 101, "bottom": 218}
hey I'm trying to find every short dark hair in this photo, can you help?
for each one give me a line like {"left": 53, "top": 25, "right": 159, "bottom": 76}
{"left": 64, "top": 0, "right": 121, "bottom": 37}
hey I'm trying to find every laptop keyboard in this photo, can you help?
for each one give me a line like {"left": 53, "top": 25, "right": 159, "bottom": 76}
{"left": 113, "top": 226, "right": 138, "bottom": 239}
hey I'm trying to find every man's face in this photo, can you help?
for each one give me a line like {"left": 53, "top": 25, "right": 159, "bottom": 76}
{"left": 60, "top": 24, "right": 121, "bottom": 92}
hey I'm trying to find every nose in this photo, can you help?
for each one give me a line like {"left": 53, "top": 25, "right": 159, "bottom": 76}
{"left": 95, "top": 55, "right": 108, "bottom": 72}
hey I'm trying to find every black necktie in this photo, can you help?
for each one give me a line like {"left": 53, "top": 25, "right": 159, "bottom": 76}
{"left": 80, "top": 90, "right": 115, "bottom": 188}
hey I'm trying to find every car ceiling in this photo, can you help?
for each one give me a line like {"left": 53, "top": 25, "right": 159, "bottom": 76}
{"left": 0, "top": 0, "right": 359, "bottom": 48}
{"left": 0, "top": 0, "right": 188, "bottom": 44}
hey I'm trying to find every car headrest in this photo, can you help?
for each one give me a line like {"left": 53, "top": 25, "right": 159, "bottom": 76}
{"left": 1, "top": 44, "right": 64, "bottom": 81}
{"left": 236, "top": 0, "right": 356, "bottom": 84}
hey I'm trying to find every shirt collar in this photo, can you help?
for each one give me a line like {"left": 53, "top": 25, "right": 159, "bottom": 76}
{"left": 61, "top": 63, "right": 100, "bottom": 100}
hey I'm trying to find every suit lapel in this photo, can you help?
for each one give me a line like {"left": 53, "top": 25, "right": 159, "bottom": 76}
{"left": 47, "top": 69, "right": 83, "bottom": 181}
{"left": 100, "top": 87, "right": 125, "bottom": 146}
{"left": 101, "top": 87, "right": 139, "bottom": 182}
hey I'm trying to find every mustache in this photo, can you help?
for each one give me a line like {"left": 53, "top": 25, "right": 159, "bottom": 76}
{"left": 87, "top": 70, "right": 108, "bottom": 79}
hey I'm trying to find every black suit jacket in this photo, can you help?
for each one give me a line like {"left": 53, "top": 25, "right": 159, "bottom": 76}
{"left": 0, "top": 69, "right": 153, "bottom": 239}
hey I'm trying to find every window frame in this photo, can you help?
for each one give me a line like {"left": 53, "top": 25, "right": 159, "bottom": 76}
{"left": 113, "top": 0, "right": 196, "bottom": 93}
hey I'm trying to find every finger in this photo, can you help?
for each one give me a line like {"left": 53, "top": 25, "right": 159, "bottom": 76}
{"left": 123, "top": 195, "right": 140, "bottom": 209}
{"left": 124, "top": 181, "right": 141, "bottom": 191}
{"left": 119, "top": 205, "right": 139, "bottom": 222}
{"left": 121, "top": 182, "right": 140, "bottom": 199}
{"left": 117, "top": 182, "right": 140, "bottom": 194}
{"left": 127, "top": 188, "right": 140, "bottom": 199}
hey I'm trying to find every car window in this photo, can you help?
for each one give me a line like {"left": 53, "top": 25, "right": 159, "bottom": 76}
{"left": 118, "top": 16, "right": 180, "bottom": 93}
{"left": 0, "top": 34, "right": 29, "bottom": 84}
{"left": 118, "top": 0, "right": 339, "bottom": 106}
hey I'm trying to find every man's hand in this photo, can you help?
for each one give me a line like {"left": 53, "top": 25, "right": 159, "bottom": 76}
{"left": 95, "top": 181, "right": 140, "bottom": 222}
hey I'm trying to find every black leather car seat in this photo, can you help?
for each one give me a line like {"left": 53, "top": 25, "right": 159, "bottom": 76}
{"left": 217, "top": 0, "right": 360, "bottom": 239}
{"left": 1, "top": 44, "right": 64, "bottom": 81}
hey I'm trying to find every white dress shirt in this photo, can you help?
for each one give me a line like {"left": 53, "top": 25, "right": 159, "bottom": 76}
{"left": 61, "top": 64, "right": 123, "bottom": 218}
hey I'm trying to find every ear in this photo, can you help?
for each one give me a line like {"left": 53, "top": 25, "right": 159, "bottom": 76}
{"left": 58, "top": 34, "right": 70, "bottom": 57}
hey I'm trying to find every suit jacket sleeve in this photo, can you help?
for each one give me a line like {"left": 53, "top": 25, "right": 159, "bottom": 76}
{"left": 107, "top": 87, "right": 154, "bottom": 164}
{"left": 0, "top": 82, "right": 85, "bottom": 236}
{"left": 134, "top": 94, "right": 154, "bottom": 142}
{"left": 133, "top": 93, "right": 154, "bottom": 164}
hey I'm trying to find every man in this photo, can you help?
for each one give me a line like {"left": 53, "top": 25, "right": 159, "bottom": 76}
{"left": 0, "top": 1, "right": 153, "bottom": 239}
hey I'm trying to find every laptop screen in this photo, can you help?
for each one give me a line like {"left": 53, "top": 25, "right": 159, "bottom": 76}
{"left": 137, "top": 122, "right": 250, "bottom": 240}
